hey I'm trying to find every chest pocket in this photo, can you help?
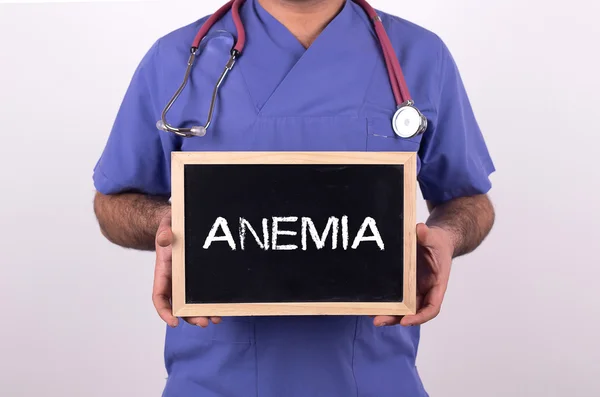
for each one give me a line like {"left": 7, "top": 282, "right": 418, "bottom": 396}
{"left": 366, "top": 117, "right": 422, "bottom": 152}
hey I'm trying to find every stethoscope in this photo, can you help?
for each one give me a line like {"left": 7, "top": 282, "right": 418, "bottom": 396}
{"left": 156, "top": 0, "right": 427, "bottom": 139}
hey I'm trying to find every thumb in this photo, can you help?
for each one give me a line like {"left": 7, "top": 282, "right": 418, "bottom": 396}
{"left": 416, "top": 223, "right": 433, "bottom": 247}
{"left": 156, "top": 227, "right": 173, "bottom": 248}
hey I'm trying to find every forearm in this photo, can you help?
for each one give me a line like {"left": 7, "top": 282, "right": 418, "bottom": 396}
{"left": 426, "top": 194, "right": 495, "bottom": 258}
{"left": 93, "top": 191, "right": 170, "bottom": 251}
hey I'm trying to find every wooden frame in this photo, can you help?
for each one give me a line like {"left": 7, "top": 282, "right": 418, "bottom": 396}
{"left": 171, "top": 152, "right": 417, "bottom": 317}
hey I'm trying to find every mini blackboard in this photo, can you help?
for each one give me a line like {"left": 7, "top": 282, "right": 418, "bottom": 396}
{"left": 171, "top": 152, "right": 416, "bottom": 317}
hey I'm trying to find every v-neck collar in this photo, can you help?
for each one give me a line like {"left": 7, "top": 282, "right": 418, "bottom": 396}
{"left": 253, "top": 0, "right": 307, "bottom": 56}
{"left": 222, "top": 0, "right": 376, "bottom": 115}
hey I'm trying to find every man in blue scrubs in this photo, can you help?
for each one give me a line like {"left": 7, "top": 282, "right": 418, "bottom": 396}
{"left": 92, "top": 0, "right": 496, "bottom": 395}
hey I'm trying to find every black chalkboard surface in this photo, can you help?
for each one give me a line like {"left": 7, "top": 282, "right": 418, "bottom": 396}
{"left": 171, "top": 152, "right": 416, "bottom": 317}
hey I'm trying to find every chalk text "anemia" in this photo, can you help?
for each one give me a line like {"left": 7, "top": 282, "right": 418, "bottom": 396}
{"left": 203, "top": 216, "right": 385, "bottom": 251}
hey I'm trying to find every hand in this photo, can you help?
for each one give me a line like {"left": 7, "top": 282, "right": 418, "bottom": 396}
{"left": 152, "top": 210, "right": 222, "bottom": 328}
{"left": 373, "top": 223, "right": 454, "bottom": 327}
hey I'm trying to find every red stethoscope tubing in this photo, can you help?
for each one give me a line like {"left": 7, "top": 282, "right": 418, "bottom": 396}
{"left": 354, "top": 0, "right": 411, "bottom": 107}
{"left": 190, "top": 0, "right": 411, "bottom": 108}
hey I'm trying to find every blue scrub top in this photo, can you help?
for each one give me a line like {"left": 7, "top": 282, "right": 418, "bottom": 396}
{"left": 93, "top": 1, "right": 495, "bottom": 395}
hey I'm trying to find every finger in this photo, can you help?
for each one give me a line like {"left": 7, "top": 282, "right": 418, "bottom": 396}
{"left": 152, "top": 257, "right": 177, "bottom": 328}
{"left": 401, "top": 283, "right": 445, "bottom": 326}
{"left": 182, "top": 316, "right": 222, "bottom": 327}
{"left": 156, "top": 227, "right": 173, "bottom": 248}
{"left": 400, "top": 303, "right": 438, "bottom": 327}
{"left": 152, "top": 290, "right": 178, "bottom": 328}
{"left": 372, "top": 315, "right": 402, "bottom": 327}
{"left": 416, "top": 223, "right": 434, "bottom": 247}
{"left": 184, "top": 317, "right": 210, "bottom": 327}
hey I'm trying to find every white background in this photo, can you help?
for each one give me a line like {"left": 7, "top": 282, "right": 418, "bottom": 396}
{"left": 1, "top": 0, "right": 599, "bottom": 396}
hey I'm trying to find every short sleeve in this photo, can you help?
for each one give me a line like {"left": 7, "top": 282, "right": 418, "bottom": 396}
{"left": 93, "top": 40, "right": 177, "bottom": 197}
{"left": 417, "top": 38, "right": 496, "bottom": 203}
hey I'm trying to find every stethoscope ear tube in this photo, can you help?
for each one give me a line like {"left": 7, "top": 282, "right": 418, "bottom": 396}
{"left": 156, "top": 48, "right": 205, "bottom": 137}
{"left": 157, "top": 1, "right": 245, "bottom": 138}
{"left": 156, "top": 46, "right": 239, "bottom": 138}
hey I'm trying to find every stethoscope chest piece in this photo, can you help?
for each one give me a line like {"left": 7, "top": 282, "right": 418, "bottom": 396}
{"left": 392, "top": 100, "right": 428, "bottom": 139}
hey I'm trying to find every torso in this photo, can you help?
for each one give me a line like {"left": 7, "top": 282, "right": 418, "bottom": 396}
{"left": 154, "top": 1, "right": 441, "bottom": 395}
